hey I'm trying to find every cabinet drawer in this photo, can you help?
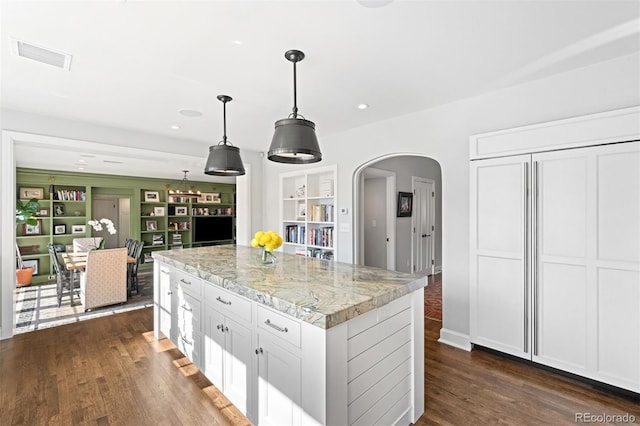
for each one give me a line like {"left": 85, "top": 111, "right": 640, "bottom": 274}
{"left": 178, "top": 291, "right": 201, "bottom": 334}
{"left": 203, "top": 282, "right": 252, "bottom": 324}
{"left": 177, "top": 330, "right": 202, "bottom": 368}
{"left": 257, "top": 305, "right": 301, "bottom": 348}
{"left": 174, "top": 270, "right": 202, "bottom": 297}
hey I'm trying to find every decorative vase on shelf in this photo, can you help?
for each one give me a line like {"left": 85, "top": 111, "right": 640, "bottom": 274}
{"left": 258, "top": 247, "right": 276, "bottom": 265}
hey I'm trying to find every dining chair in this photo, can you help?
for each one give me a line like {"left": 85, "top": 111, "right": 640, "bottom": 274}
{"left": 127, "top": 240, "right": 144, "bottom": 296}
{"left": 47, "top": 243, "right": 77, "bottom": 307}
{"left": 80, "top": 247, "right": 127, "bottom": 311}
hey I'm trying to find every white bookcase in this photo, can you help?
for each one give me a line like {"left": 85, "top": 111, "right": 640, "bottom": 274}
{"left": 280, "top": 165, "right": 337, "bottom": 260}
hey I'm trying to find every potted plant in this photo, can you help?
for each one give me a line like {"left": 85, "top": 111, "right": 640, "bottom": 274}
{"left": 16, "top": 198, "right": 41, "bottom": 286}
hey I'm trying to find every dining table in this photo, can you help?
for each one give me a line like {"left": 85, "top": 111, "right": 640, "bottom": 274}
{"left": 61, "top": 252, "right": 137, "bottom": 304}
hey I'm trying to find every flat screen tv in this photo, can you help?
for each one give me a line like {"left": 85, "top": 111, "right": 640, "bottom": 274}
{"left": 193, "top": 216, "right": 233, "bottom": 243}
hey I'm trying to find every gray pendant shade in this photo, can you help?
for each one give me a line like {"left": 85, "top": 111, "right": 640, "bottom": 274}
{"left": 268, "top": 118, "right": 321, "bottom": 164}
{"left": 268, "top": 49, "right": 322, "bottom": 164}
{"left": 204, "top": 95, "right": 246, "bottom": 176}
{"left": 204, "top": 144, "right": 245, "bottom": 176}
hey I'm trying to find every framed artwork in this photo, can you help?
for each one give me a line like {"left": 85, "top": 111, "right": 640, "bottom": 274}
{"left": 36, "top": 207, "right": 50, "bottom": 217}
{"left": 146, "top": 220, "right": 157, "bottom": 231}
{"left": 22, "top": 259, "right": 39, "bottom": 275}
{"left": 53, "top": 203, "right": 65, "bottom": 217}
{"left": 201, "top": 193, "right": 221, "bottom": 203}
{"left": 54, "top": 224, "right": 66, "bottom": 235}
{"left": 144, "top": 191, "right": 160, "bottom": 202}
{"left": 175, "top": 206, "right": 188, "bottom": 216}
{"left": 71, "top": 225, "right": 86, "bottom": 234}
{"left": 19, "top": 187, "right": 44, "bottom": 200}
{"left": 23, "top": 220, "right": 43, "bottom": 235}
{"left": 153, "top": 206, "right": 165, "bottom": 216}
{"left": 397, "top": 192, "right": 413, "bottom": 217}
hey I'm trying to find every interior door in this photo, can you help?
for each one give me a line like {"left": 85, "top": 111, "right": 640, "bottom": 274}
{"left": 412, "top": 178, "right": 434, "bottom": 276}
{"left": 92, "top": 198, "right": 119, "bottom": 248}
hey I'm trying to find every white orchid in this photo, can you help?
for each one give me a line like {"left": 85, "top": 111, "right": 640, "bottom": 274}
{"left": 88, "top": 218, "right": 117, "bottom": 235}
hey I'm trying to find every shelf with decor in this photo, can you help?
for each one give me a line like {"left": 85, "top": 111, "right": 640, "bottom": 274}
{"left": 280, "top": 165, "right": 337, "bottom": 260}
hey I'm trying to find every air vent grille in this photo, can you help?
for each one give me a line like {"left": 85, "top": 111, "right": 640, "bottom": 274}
{"left": 11, "top": 38, "right": 72, "bottom": 70}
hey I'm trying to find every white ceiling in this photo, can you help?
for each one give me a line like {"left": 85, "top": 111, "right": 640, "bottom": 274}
{"left": 2, "top": 0, "right": 639, "bottom": 179}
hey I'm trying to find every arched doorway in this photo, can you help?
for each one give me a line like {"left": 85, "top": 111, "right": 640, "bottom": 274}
{"left": 353, "top": 154, "right": 442, "bottom": 276}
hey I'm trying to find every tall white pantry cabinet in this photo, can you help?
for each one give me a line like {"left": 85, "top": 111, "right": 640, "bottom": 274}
{"left": 469, "top": 107, "right": 640, "bottom": 393}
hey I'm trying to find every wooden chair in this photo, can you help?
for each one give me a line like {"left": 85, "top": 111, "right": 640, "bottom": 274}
{"left": 79, "top": 248, "right": 127, "bottom": 311}
{"left": 127, "top": 240, "right": 144, "bottom": 296}
{"left": 47, "top": 243, "right": 77, "bottom": 307}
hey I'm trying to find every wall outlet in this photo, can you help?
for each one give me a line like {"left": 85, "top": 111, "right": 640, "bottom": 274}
{"left": 48, "top": 275, "right": 56, "bottom": 281}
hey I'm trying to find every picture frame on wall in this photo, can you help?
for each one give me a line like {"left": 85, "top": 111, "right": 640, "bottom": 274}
{"left": 397, "top": 192, "right": 413, "bottom": 217}
{"left": 23, "top": 220, "right": 43, "bottom": 236}
{"left": 144, "top": 191, "right": 160, "bottom": 202}
{"left": 19, "top": 187, "right": 44, "bottom": 200}
{"left": 153, "top": 206, "right": 165, "bottom": 216}
{"left": 146, "top": 220, "right": 157, "bottom": 231}
{"left": 36, "top": 207, "right": 50, "bottom": 217}
{"left": 175, "top": 206, "right": 188, "bottom": 216}
{"left": 22, "top": 259, "right": 39, "bottom": 275}
{"left": 54, "top": 224, "right": 66, "bottom": 235}
{"left": 200, "top": 193, "right": 221, "bottom": 203}
{"left": 71, "top": 225, "right": 86, "bottom": 234}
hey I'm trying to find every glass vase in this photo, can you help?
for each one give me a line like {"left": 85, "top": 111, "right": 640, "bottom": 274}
{"left": 258, "top": 247, "right": 276, "bottom": 265}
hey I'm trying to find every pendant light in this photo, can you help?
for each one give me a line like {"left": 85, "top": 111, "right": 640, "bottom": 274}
{"left": 169, "top": 170, "right": 201, "bottom": 195}
{"left": 204, "top": 95, "right": 246, "bottom": 176}
{"left": 268, "top": 50, "right": 322, "bottom": 164}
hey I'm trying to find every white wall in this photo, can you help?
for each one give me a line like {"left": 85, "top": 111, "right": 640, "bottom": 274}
{"left": 259, "top": 53, "right": 640, "bottom": 344}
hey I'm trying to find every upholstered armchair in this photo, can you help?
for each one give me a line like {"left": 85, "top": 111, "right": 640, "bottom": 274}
{"left": 80, "top": 247, "right": 127, "bottom": 311}
{"left": 73, "top": 237, "right": 103, "bottom": 253}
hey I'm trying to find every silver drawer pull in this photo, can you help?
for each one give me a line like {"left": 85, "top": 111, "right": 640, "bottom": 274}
{"left": 161, "top": 269, "right": 170, "bottom": 275}
{"left": 216, "top": 296, "right": 231, "bottom": 305}
{"left": 181, "top": 335, "right": 193, "bottom": 345}
{"left": 180, "top": 278, "right": 191, "bottom": 285}
{"left": 265, "top": 319, "right": 288, "bottom": 333}
{"left": 181, "top": 304, "right": 192, "bottom": 312}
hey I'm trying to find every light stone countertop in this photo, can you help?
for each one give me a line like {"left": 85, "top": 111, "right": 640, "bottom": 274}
{"left": 152, "top": 245, "right": 426, "bottom": 329}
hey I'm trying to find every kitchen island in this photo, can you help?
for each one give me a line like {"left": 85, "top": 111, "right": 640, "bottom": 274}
{"left": 153, "top": 245, "right": 426, "bottom": 426}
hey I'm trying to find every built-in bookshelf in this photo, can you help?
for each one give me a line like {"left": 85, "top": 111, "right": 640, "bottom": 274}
{"left": 16, "top": 184, "right": 90, "bottom": 284}
{"left": 16, "top": 169, "right": 236, "bottom": 282}
{"left": 280, "top": 165, "right": 337, "bottom": 260}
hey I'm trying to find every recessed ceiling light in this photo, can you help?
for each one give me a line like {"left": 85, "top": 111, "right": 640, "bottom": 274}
{"left": 170, "top": 125, "right": 181, "bottom": 130}
{"left": 357, "top": 103, "right": 369, "bottom": 110}
{"left": 234, "top": 40, "right": 243, "bottom": 45}
{"left": 77, "top": 167, "right": 85, "bottom": 171}
{"left": 179, "top": 109, "right": 203, "bottom": 117}
{"left": 77, "top": 159, "right": 86, "bottom": 163}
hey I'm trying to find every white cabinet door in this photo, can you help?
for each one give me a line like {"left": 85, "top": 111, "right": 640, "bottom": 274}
{"left": 533, "top": 142, "right": 640, "bottom": 392}
{"left": 470, "top": 154, "right": 531, "bottom": 358}
{"left": 158, "top": 265, "right": 174, "bottom": 341}
{"left": 257, "top": 334, "right": 302, "bottom": 426}
{"left": 223, "top": 317, "right": 253, "bottom": 416}
{"left": 204, "top": 307, "right": 225, "bottom": 390}
{"left": 204, "top": 304, "right": 254, "bottom": 417}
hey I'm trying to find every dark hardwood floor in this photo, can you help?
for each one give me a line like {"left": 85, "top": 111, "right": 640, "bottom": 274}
{"left": 1, "top": 307, "right": 638, "bottom": 425}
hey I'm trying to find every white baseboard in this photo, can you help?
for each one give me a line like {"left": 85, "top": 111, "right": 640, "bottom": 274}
{"left": 438, "top": 328, "right": 472, "bottom": 351}
{"left": 434, "top": 266, "right": 442, "bottom": 274}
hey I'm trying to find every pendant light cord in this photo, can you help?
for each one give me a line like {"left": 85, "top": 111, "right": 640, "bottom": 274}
{"left": 292, "top": 61, "right": 298, "bottom": 118}
{"left": 222, "top": 99, "right": 228, "bottom": 144}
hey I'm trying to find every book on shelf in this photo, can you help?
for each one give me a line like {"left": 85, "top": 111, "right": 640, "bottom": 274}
{"left": 152, "top": 234, "right": 164, "bottom": 245}
{"left": 54, "top": 189, "right": 86, "bottom": 201}
{"left": 309, "top": 204, "right": 334, "bottom": 222}
{"left": 309, "top": 226, "right": 334, "bottom": 248}
{"left": 143, "top": 252, "right": 154, "bottom": 263}
{"left": 171, "top": 233, "right": 182, "bottom": 244}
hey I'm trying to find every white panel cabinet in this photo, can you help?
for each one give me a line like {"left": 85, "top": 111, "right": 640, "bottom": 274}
{"left": 156, "top": 263, "right": 175, "bottom": 341}
{"left": 470, "top": 155, "right": 530, "bottom": 358}
{"left": 203, "top": 288, "right": 254, "bottom": 418}
{"left": 470, "top": 140, "right": 640, "bottom": 392}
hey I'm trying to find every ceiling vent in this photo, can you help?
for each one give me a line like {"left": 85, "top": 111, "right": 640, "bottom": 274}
{"left": 10, "top": 38, "right": 72, "bottom": 71}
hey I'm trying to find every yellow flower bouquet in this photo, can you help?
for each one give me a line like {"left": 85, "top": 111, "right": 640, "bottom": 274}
{"left": 250, "top": 230, "right": 283, "bottom": 264}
